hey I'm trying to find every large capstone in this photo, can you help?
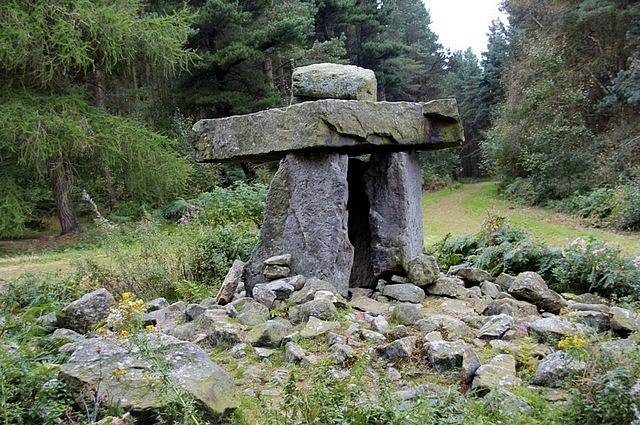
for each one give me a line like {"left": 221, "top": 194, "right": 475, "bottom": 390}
{"left": 193, "top": 99, "right": 463, "bottom": 163}
{"left": 291, "top": 63, "right": 377, "bottom": 102}
{"left": 244, "top": 153, "right": 353, "bottom": 297}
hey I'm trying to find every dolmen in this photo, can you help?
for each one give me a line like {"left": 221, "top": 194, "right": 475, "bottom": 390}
{"left": 193, "top": 63, "right": 464, "bottom": 297}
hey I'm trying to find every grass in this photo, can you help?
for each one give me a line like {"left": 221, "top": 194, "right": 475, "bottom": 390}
{"left": 423, "top": 181, "right": 640, "bottom": 255}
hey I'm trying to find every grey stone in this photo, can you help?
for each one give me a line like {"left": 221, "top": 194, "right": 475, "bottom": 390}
{"left": 146, "top": 298, "right": 169, "bottom": 312}
{"left": 426, "top": 276, "right": 465, "bottom": 297}
{"left": 425, "top": 331, "right": 444, "bottom": 342}
{"left": 59, "top": 334, "right": 238, "bottom": 415}
{"left": 327, "top": 332, "right": 346, "bottom": 346}
{"left": 391, "top": 303, "right": 424, "bottom": 325}
{"left": 452, "top": 267, "right": 492, "bottom": 285}
{"left": 477, "top": 314, "right": 514, "bottom": 339}
{"left": 288, "top": 299, "right": 337, "bottom": 324}
{"left": 284, "top": 341, "right": 306, "bottom": 363}
{"left": 462, "top": 347, "right": 481, "bottom": 385}
{"left": 349, "top": 288, "right": 374, "bottom": 299}
{"left": 533, "top": 351, "right": 587, "bottom": 387}
{"left": 289, "top": 278, "right": 339, "bottom": 304}
{"left": 424, "top": 339, "right": 468, "bottom": 371}
{"left": 565, "top": 301, "right": 610, "bottom": 313}
{"left": 416, "top": 315, "right": 472, "bottom": 340}
{"left": 395, "top": 384, "right": 440, "bottom": 401}
{"left": 391, "top": 275, "right": 410, "bottom": 284}
{"left": 50, "top": 328, "right": 85, "bottom": 345}
{"left": 230, "top": 343, "right": 248, "bottom": 359}
{"left": 231, "top": 298, "right": 270, "bottom": 327}
{"left": 407, "top": 255, "right": 440, "bottom": 286}
{"left": 260, "top": 279, "right": 296, "bottom": 300}
{"left": 610, "top": 306, "right": 640, "bottom": 335}
{"left": 246, "top": 319, "right": 293, "bottom": 347}
{"left": 185, "top": 303, "right": 207, "bottom": 321}
{"left": 300, "top": 317, "right": 341, "bottom": 338}
{"left": 332, "top": 344, "right": 356, "bottom": 365}
{"left": 359, "top": 329, "right": 386, "bottom": 341}
{"left": 193, "top": 99, "right": 463, "bottom": 163}
{"left": 371, "top": 315, "right": 390, "bottom": 333}
{"left": 598, "top": 338, "right": 639, "bottom": 356}
{"left": 216, "top": 259, "right": 245, "bottom": 305}
{"left": 484, "top": 298, "right": 539, "bottom": 319}
{"left": 252, "top": 284, "right": 277, "bottom": 308}
{"left": 382, "top": 284, "right": 425, "bottom": 303}
{"left": 57, "top": 288, "right": 115, "bottom": 333}
{"left": 528, "top": 317, "right": 580, "bottom": 343}
{"left": 263, "top": 265, "right": 290, "bottom": 280}
{"left": 480, "top": 281, "right": 501, "bottom": 299}
{"left": 264, "top": 254, "right": 291, "bottom": 267}
{"left": 508, "top": 272, "right": 566, "bottom": 314}
{"left": 314, "top": 290, "right": 338, "bottom": 304}
{"left": 376, "top": 336, "right": 417, "bottom": 360}
{"left": 243, "top": 154, "right": 352, "bottom": 297}
{"left": 386, "top": 367, "right": 402, "bottom": 381}
{"left": 291, "top": 63, "right": 377, "bottom": 102}
{"left": 472, "top": 354, "right": 522, "bottom": 394}
{"left": 255, "top": 347, "right": 276, "bottom": 360}
{"left": 566, "top": 310, "right": 610, "bottom": 333}
{"left": 364, "top": 153, "right": 425, "bottom": 279}
{"left": 494, "top": 273, "right": 516, "bottom": 292}
{"left": 349, "top": 296, "right": 389, "bottom": 316}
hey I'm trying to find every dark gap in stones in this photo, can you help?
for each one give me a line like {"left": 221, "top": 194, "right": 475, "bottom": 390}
{"left": 347, "top": 157, "right": 376, "bottom": 288}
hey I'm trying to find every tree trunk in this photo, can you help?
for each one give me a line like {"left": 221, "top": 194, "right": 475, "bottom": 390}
{"left": 48, "top": 157, "right": 81, "bottom": 235}
{"left": 92, "top": 66, "right": 117, "bottom": 211}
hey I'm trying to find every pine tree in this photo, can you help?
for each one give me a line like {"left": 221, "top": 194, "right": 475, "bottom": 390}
{"left": 0, "top": 0, "right": 196, "bottom": 236}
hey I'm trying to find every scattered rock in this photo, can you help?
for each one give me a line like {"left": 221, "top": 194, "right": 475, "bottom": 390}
{"left": 255, "top": 347, "right": 276, "bottom": 360}
{"left": 288, "top": 299, "right": 337, "bottom": 324}
{"left": 386, "top": 367, "right": 402, "bottom": 381}
{"left": 494, "top": 273, "right": 516, "bottom": 292}
{"left": 426, "top": 276, "right": 465, "bottom": 297}
{"left": 416, "top": 315, "right": 472, "bottom": 340}
{"left": 185, "top": 303, "right": 207, "bottom": 322}
{"left": 246, "top": 319, "right": 293, "bottom": 347}
{"left": 284, "top": 341, "right": 306, "bottom": 363}
{"left": 57, "top": 288, "right": 115, "bottom": 334}
{"left": 462, "top": 347, "right": 481, "bottom": 385}
{"left": 359, "top": 329, "right": 386, "bottom": 341}
{"left": 610, "top": 306, "right": 640, "bottom": 336}
{"left": 376, "top": 336, "right": 417, "bottom": 360}
{"left": 472, "top": 354, "right": 522, "bottom": 394}
{"left": 60, "top": 334, "right": 238, "bottom": 416}
{"left": 395, "top": 384, "right": 440, "bottom": 401}
{"left": 507, "top": 272, "right": 566, "bottom": 314}
{"left": 382, "top": 284, "right": 425, "bottom": 303}
{"left": 528, "top": 316, "right": 580, "bottom": 343}
{"left": 534, "top": 351, "right": 587, "bottom": 388}
{"left": 371, "top": 315, "right": 390, "bottom": 333}
{"left": 483, "top": 298, "right": 539, "bottom": 318}
{"left": 480, "top": 281, "right": 501, "bottom": 299}
{"left": 349, "top": 296, "right": 389, "bottom": 316}
{"left": 451, "top": 266, "right": 492, "bottom": 285}
{"left": 300, "top": 317, "right": 341, "bottom": 338}
{"left": 216, "top": 259, "right": 245, "bottom": 305}
{"left": 424, "top": 339, "right": 467, "bottom": 371}
{"left": 230, "top": 343, "right": 248, "bottom": 359}
{"left": 391, "top": 303, "right": 424, "bottom": 325}
{"left": 289, "top": 278, "right": 338, "bottom": 304}
{"left": 50, "top": 328, "right": 85, "bottom": 346}
{"left": 263, "top": 265, "right": 290, "bottom": 280}
{"left": 407, "top": 255, "right": 440, "bottom": 286}
{"left": 332, "top": 344, "right": 355, "bottom": 365}
{"left": 264, "top": 254, "right": 291, "bottom": 267}
{"left": 146, "top": 298, "right": 169, "bottom": 312}
{"left": 566, "top": 310, "right": 610, "bottom": 333}
{"left": 477, "top": 314, "right": 514, "bottom": 339}
{"left": 349, "top": 288, "right": 374, "bottom": 299}
{"left": 231, "top": 298, "right": 270, "bottom": 327}
{"left": 252, "top": 284, "right": 277, "bottom": 308}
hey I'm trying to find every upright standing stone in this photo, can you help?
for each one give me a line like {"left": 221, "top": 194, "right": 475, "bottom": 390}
{"left": 244, "top": 153, "right": 353, "bottom": 297}
{"left": 364, "top": 151, "right": 424, "bottom": 278}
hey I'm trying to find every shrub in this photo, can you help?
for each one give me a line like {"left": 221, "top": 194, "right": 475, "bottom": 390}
{"left": 610, "top": 184, "right": 640, "bottom": 231}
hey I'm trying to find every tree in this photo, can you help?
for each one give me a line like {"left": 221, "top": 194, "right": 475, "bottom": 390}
{"left": 0, "top": 0, "right": 196, "bottom": 236}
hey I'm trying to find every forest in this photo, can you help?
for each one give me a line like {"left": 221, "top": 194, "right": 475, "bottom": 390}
{"left": 1, "top": 1, "right": 640, "bottom": 425}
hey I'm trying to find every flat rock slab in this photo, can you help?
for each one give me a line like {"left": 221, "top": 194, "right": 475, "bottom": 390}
{"left": 193, "top": 99, "right": 463, "bottom": 163}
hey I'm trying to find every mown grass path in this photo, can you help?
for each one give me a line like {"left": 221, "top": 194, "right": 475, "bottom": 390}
{"left": 423, "top": 181, "right": 640, "bottom": 255}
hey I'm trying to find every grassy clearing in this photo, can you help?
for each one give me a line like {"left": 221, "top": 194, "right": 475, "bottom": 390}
{"left": 423, "top": 181, "right": 640, "bottom": 255}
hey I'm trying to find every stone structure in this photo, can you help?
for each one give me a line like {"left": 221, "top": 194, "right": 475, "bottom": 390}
{"left": 193, "top": 63, "right": 464, "bottom": 296}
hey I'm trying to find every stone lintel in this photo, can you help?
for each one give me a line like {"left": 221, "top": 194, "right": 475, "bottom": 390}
{"left": 192, "top": 99, "right": 464, "bottom": 163}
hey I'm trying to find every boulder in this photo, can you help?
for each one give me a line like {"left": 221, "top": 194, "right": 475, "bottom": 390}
{"left": 264, "top": 254, "right": 291, "bottom": 267}
{"left": 566, "top": 310, "right": 610, "bottom": 333}
{"left": 610, "top": 306, "right": 640, "bottom": 335}
{"left": 299, "top": 317, "right": 341, "bottom": 338}
{"left": 57, "top": 288, "right": 115, "bottom": 333}
{"left": 371, "top": 315, "right": 390, "bottom": 334}
{"left": 263, "top": 265, "right": 290, "bottom": 280}
{"left": 231, "top": 298, "right": 270, "bottom": 327}
{"left": 288, "top": 299, "right": 337, "bottom": 324}
{"left": 59, "top": 334, "right": 238, "bottom": 416}
{"left": 494, "top": 273, "right": 516, "bottom": 292}
{"left": 483, "top": 298, "right": 539, "bottom": 319}
{"left": 242, "top": 154, "right": 353, "bottom": 297}
{"left": 451, "top": 267, "right": 492, "bottom": 285}
{"left": 477, "top": 314, "right": 514, "bottom": 339}
{"left": 246, "top": 319, "right": 293, "bottom": 347}
{"left": 416, "top": 315, "right": 472, "bottom": 340}
{"left": 332, "top": 344, "right": 356, "bottom": 365}
{"left": 472, "top": 354, "right": 522, "bottom": 394}
{"left": 424, "top": 339, "right": 468, "bottom": 371}
{"left": 185, "top": 304, "right": 206, "bottom": 322}
{"left": 480, "top": 281, "right": 501, "bottom": 299}
{"left": 289, "top": 278, "right": 339, "bottom": 305}
{"left": 533, "top": 351, "right": 587, "bottom": 387}
{"left": 391, "top": 303, "right": 424, "bottom": 325}
{"left": 376, "top": 336, "right": 417, "bottom": 361}
{"left": 382, "top": 284, "right": 425, "bottom": 303}
{"left": 215, "top": 259, "right": 245, "bottom": 305}
{"left": 528, "top": 317, "right": 580, "bottom": 343}
{"left": 146, "top": 298, "right": 169, "bottom": 312}
{"left": 193, "top": 99, "right": 463, "bottom": 163}
{"left": 426, "top": 276, "right": 465, "bottom": 298}
{"left": 291, "top": 63, "right": 377, "bottom": 102}
{"left": 507, "top": 272, "right": 566, "bottom": 314}
{"left": 349, "top": 296, "right": 389, "bottom": 316}
{"left": 462, "top": 347, "right": 481, "bottom": 385}
{"left": 407, "top": 255, "right": 440, "bottom": 286}
{"left": 284, "top": 341, "right": 306, "bottom": 364}
{"left": 143, "top": 301, "right": 187, "bottom": 332}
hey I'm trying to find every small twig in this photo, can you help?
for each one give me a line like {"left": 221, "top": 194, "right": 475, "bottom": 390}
{"left": 81, "top": 190, "right": 116, "bottom": 230}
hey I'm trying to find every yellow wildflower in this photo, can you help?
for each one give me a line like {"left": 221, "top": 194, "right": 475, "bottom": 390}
{"left": 145, "top": 324, "right": 154, "bottom": 333}
{"left": 111, "top": 367, "right": 128, "bottom": 380}
{"left": 121, "top": 292, "right": 132, "bottom": 301}
{"left": 558, "top": 335, "right": 587, "bottom": 350}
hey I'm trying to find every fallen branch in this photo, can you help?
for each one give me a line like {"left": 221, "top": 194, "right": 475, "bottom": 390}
{"left": 81, "top": 189, "right": 116, "bottom": 230}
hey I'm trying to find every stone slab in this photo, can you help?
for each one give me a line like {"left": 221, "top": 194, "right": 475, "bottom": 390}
{"left": 193, "top": 99, "right": 463, "bottom": 163}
